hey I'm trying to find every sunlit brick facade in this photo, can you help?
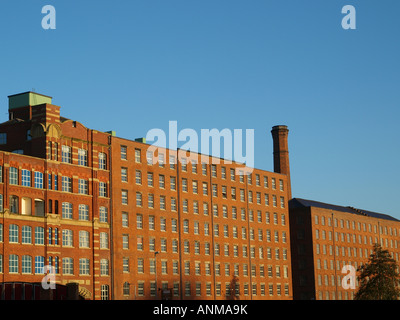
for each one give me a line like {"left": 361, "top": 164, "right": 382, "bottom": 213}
{"left": 0, "top": 92, "right": 293, "bottom": 300}
{"left": 0, "top": 92, "right": 112, "bottom": 300}
{"left": 111, "top": 140, "right": 292, "bottom": 300}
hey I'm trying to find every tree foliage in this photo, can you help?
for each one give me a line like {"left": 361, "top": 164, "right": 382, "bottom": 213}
{"left": 355, "top": 243, "right": 400, "bottom": 300}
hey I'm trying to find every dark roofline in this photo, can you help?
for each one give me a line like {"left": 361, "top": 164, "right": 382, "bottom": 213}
{"left": 8, "top": 91, "right": 53, "bottom": 99}
{"left": 289, "top": 198, "right": 399, "bottom": 222}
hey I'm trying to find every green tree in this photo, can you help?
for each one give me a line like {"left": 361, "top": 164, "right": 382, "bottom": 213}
{"left": 355, "top": 243, "right": 400, "bottom": 300}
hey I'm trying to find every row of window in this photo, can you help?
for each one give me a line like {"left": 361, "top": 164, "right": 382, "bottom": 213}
{"left": 4, "top": 168, "right": 108, "bottom": 197}
{"left": 123, "top": 163, "right": 285, "bottom": 191}
{"left": 0, "top": 224, "right": 109, "bottom": 248}
{"left": 48, "top": 143, "right": 108, "bottom": 170}
{"left": 122, "top": 235, "right": 289, "bottom": 260}
{"left": 123, "top": 191, "right": 285, "bottom": 212}
{"left": 124, "top": 257, "right": 290, "bottom": 279}
{"left": 314, "top": 215, "right": 400, "bottom": 236}
{"left": 315, "top": 243, "right": 400, "bottom": 259}
{"left": 125, "top": 280, "right": 290, "bottom": 298}
{"left": 0, "top": 254, "right": 109, "bottom": 276}
{"left": 5, "top": 195, "right": 108, "bottom": 222}
{"left": 315, "top": 229, "right": 400, "bottom": 249}
{"left": 123, "top": 280, "right": 289, "bottom": 297}
{"left": 132, "top": 216, "right": 288, "bottom": 242}
{"left": 132, "top": 211, "right": 286, "bottom": 229}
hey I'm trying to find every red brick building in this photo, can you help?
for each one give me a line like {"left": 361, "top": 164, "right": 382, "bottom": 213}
{"left": 0, "top": 91, "right": 293, "bottom": 300}
{"left": 0, "top": 92, "right": 112, "bottom": 300}
{"left": 289, "top": 198, "right": 400, "bottom": 300}
{"left": 111, "top": 138, "right": 292, "bottom": 300}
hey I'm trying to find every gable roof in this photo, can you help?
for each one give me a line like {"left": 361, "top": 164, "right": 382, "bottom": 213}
{"left": 289, "top": 198, "right": 399, "bottom": 222}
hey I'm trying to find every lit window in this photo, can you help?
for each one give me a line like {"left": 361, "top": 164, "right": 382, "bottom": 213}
{"left": 78, "top": 149, "right": 88, "bottom": 166}
{"left": 62, "top": 146, "right": 72, "bottom": 163}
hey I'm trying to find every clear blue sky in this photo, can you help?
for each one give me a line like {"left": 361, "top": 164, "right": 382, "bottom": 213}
{"left": 0, "top": 1, "right": 399, "bottom": 218}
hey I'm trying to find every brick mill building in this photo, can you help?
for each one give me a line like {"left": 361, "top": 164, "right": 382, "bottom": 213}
{"left": 0, "top": 92, "right": 292, "bottom": 300}
{"left": 1, "top": 91, "right": 399, "bottom": 301}
{"left": 289, "top": 198, "right": 400, "bottom": 300}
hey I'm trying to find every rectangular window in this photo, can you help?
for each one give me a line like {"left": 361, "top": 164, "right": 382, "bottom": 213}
{"left": 61, "top": 176, "right": 72, "bottom": 192}
{"left": 0, "top": 133, "right": 7, "bottom": 145}
{"left": 21, "top": 169, "right": 31, "bottom": 187}
{"left": 9, "top": 167, "right": 18, "bottom": 185}
{"left": 62, "top": 230, "right": 73, "bottom": 247}
{"left": 62, "top": 257, "right": 74, "bottom": 274}
{"left": 79, "top": 258, "right": 90, "bottom": 275}
{"left": 122, "top": 190, "right": 128, "bottom": 205}
{"left": 121, "top": 146, "right": 127, "bottom": 160}
{"left": 62, "top": 202, "right": 73, "bottom": 219}
{"left": 78, "top": 179, "right": 88, "bottom": 194}
{"left": 78, "top": 149, "right": 88, "bottom": 166}
{"left": 34, "top": 172, "right": 43, "bottom": 189}
{"left": 99, "top": 182, "right": 107, "bottom": 197}
{"left": 135, "top": 149, "right": 141, "bottom": 163}
{"left": 62, "top": 146, "right": 72, "bottom": 163}
{"left": 121, "top": 168, "right": 128, "bottom": 182}
{"left": 100, "top": 206, "right": 108, "bottom": 223}
{"left": 99, "top": 152, "right": 107, "bottom": 170}
{"left": 9, "top": 224, "right": 19, "bottom": 243}
{"left": 79, "top": 204, "right": 89, "bottom": 221}
{"left": 35, "top": 227, "right": 44, "bottom": 245}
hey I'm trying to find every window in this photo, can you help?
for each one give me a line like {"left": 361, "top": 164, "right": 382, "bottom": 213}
{"left": 78, "top": 179, "right": 88, "bottom": 194}
{"left": 78, "top": 149, "right": 88, "bottom": 166}
{"left": 79, "top": 258, "right": 90, "bottom": 275}
{"left": 9, "top": 167, "right": 18, "bottom": 185}
{"left": 122, "top": 190, "right": 128, "bottom": 205}
{"left": 21, "top": 170, "right": 31, "bottom": 187}
{"left": 100, "top": 206, "right": 108, "bottom": 223}
{"left": 100, "top": 232, "right": 109, "bottom": 249}
{"left": 159, "top": 175, "right": 165, "bottom": 188}
{"left": 62, "top": 146, "right": 72, "bottom": 163}
{"left": 135, "top": 149, "right": 141, "bottom": 163}
{"left": 146, "top": 150, "right": 154, "bottom": 165}
{"left": 147, "top": 172, "right": 153, "bottom": 187}
{"left": 9, "top": 224, "right": 19, "bottom": 243}
{"left": 100, "top": 259, "right": 108, "bottom": 276}
{"left": 35, "top": 227, "right": 44, "bottom": 245}
{"left": 135, "top": 170, "right": 142, "bottom": 184}
{"left": 62, "top": 257, "right": 74, "bottom": 274}
{"left": 79, "top": 204, "right": 89, "bottom": 221}
{"left": 136, "top": 192, "right": 142, "bottom": 207}
{"left": 62, "top": 202, "right": 73, "bottom": 219}
{"left": 170, "top": 176, "right": 176, "bottom": 190}
{"left": 22, "top": 226, "right": 32, "bottom": 244}
{"left": 61, "top": 176, "right": 72, "bottom": 193}
{"left": 121, "top": 146, "right": 127, "bottom": 160}
{"left": 99, "top": 182, "right": 107, "bottom": 197}
{"left": 99, "top": 152, "right": 107, "bottom": 170}
{"left": 101, "top": 285, "right": 109, "bottom": 300}
{"left": 9, "top": 254, "right": 19, "bottom": 273}
{"left": 22, "top": 255, "right": 32, "bottom": 274}
{"left": 48, "top": 174, "right": 52, "bottom": 190}
{"left": 0, "top": 133, "right": 6, "bottom": 144}
{"left": 62, "top": 230, "right": 73, "bottom": 247}
{"left": 121, "top": 168, "right": 128, "bottom": 182}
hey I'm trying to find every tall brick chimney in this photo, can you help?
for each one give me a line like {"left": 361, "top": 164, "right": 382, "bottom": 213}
{"left": 271, "top": 125, "right": 291, "bottom": 199}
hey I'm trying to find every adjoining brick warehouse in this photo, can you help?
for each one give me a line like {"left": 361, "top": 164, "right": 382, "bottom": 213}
{"left": 289, "top": 198, "right": 400, "bottom": 300}
{"left": 0, "top": 91, "right": 292, "bottom": 300}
